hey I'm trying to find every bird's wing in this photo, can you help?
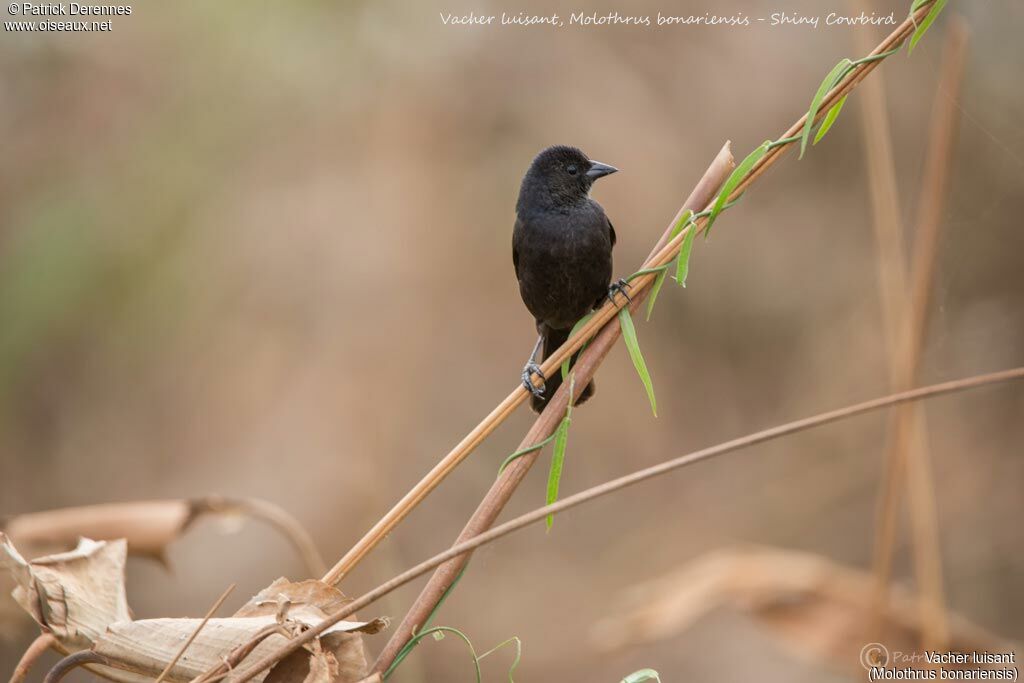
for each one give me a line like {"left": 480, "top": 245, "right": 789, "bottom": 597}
{"left": 607, "top": 216, "right": 617, "bottom": 248}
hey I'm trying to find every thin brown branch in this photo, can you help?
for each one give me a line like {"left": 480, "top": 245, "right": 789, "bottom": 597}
{"left": 153, "top": 584, "right": 235, "bottom": 683}
{"left": 9, "top": 633, "right": 56, "bottom": 683}
{"left": 870, "top": 15, "right": 969, "bottom": 651}
{"left": 42, "top": 651, "right": 110, "bottom": 683}
{"left": 188, "top": 623, "right": 288, "bottom": 683}
{"left": 227, "top": 366, "right": 1024, "bottom": 683}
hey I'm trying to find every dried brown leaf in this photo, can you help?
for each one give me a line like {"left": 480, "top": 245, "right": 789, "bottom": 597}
{"left": 1, "top": 498, "right": 326, "bottom": 577}
{"left": 237, "top": 578, "right": 384, "bottom": 683}
{"left": 1, "top": 536, "right": 380, "bottom": 683}
{"left": 301, "top": 649, "right": 339, "bottom": 683}
{"left": 264, "top": 646, "right": 339, "bottom": 683}
{"left": 93, "top": 613, "right": 380, "bottom": 682}
{"left": 0, "top": 533, "right": 130, "bottom": 648}
{"left": 236, "top": 579, "right": 350, "bottom": 620}
{"left": 2, "top": 501, "right": 192, "bottom": 561}
{"left": 89, "top": 578, "right": 382, "bottom": 683}
{"left": 592, "top": 546, "right": 1016, "bottom": 670}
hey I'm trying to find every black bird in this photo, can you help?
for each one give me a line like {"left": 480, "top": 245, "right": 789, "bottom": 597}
{"left": 512, "top": 145, "right": 623, "bottom": 413}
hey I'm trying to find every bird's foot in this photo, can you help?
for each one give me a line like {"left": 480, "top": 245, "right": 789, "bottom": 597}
{"left": 521, "top": 362, "right": 546, "bottom": 398}
{"left": 607, "top": 278, "right": 632, "bottom": 307}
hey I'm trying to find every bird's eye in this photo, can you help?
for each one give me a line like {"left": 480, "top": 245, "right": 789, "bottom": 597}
{"left": 566, "top": 164, "right": 578, "bottom": 175}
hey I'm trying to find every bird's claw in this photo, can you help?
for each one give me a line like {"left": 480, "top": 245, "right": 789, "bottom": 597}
{"left": 521, "top": 362, "right": 546, "bottom": 398}
{"left": 607, "top": 278, "right": 632, "bottom": 306}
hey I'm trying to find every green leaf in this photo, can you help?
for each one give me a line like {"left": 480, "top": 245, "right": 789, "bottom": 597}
{"left": 813, "top": 94, "right": 848, "bottom": 145}
{"left": 545, "top": 379, "right": 574, "bottom": 529}
{"left": 561, "top": 312, "right": 595, "bottom": 380}
{"left": 645, "top": 209, "right": 695, "bottom": 319}
{"left": 645, "top": 266, "right": 669, "bottom": 322}
{"left": 545, "top": 414, "right": 570, "bottom": 530}
{"left": 669, "top": 208, "right": 694, "bottom": 241}
{"left": 618, "top": 308, "right": 657, "bottom": 416}
{"left": 705, "top": 141, "right": 770, "bottom": 237}
{"left": 909, "top": 0, "right": 947, "bottom": 53}
{"left": 800, "top": 59, "right": 852, "bottom": 159}
{"left": 622, "top": 670, "right": 662, "bottom": 683}
{"left": 674, "top": 221, "right": 696, "bottom": 287}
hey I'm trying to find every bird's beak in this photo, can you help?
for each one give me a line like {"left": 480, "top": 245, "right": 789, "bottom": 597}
{"left": 586, "top": 160, "right": 618, "bottom": 179}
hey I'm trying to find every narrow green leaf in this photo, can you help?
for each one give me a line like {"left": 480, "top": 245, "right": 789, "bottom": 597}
{"left": 813, "top": 95, "right": 848, "bottom": 145}
{"left": 641, "top": 208, "right": 696, "bottom": 313}
{"left": 545, "top": 414, "right": 570, "bottom": 530}
{"left": 800, "top": 59, "right": 852, "bottom": 159}
{"left": 645, "top": 267, "right": 669, "bottom": 321}
{"left": 545, "top": 378, "right": 574, "bottom": 529}
{"left": 622, "top": 670, "right": 661, "bottom": 683}
{"left": 705, "top": 141, "right": 770, "bottom": 237}
{"left": 674, "top": 222, "right": 696, "bottom": 287}
{"left": 669, "top": 208, "right": 694, "bottom": 241}
{"left": 645, "top": 208, "right": 694, "bottom": 319}
{"left": 909, "top": 0, "right": 947, "bottom": 53}
{"left": 561, "top": 312, "right": 595, "bottom": 380}
{"left": 618, "top": 308, "right": 657, "bottom": 416}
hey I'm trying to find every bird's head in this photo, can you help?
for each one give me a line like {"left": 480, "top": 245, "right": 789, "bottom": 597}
{"left": 519, "top": 145, "right": 618, "bottom": 208}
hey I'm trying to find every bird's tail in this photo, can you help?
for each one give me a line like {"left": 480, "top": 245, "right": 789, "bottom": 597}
{"left": 532, "top": 326, "right": 595, "bottom": 413}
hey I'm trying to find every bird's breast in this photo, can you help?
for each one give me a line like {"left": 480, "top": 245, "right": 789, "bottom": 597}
{"left": 514, "top": 207, "right": 613, "bottom": 329}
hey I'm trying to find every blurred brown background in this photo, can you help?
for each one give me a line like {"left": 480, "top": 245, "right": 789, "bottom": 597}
{"left": 1, "top": 0, "right": 1022, "bottom": 680}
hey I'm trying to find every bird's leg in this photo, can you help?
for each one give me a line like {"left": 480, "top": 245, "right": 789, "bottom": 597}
{"left": 521, "top": 335, "right": 546, "bottom": 398}
{"left": 607, "top": 278, "right": 632, "bottom": 307}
